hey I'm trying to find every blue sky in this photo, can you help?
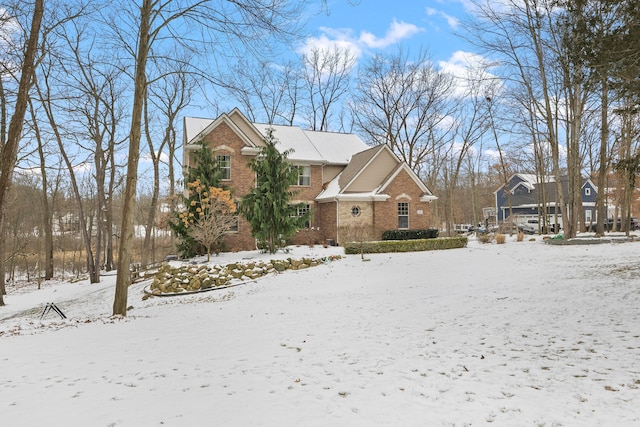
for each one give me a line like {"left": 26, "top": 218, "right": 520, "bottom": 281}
{"left": 301, "top": 0, "right": 476, "bottom": 73}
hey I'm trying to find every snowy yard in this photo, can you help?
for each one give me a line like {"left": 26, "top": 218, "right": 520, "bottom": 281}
{"left": 1, "top": 236, "right": 640, "bottom": 426}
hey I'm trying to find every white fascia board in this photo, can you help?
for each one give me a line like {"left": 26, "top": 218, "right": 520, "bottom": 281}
{"left": 335, "top": 194, "right": 391, "bottom": 202}
{"left": 240, "top": 147, "right": 261, "bottom": 156}
{"left": 420, "top": 195, "right": 438, "bottom": 202}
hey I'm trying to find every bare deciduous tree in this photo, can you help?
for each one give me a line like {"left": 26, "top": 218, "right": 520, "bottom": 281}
{"left": 141, "top": 60, "right": 194, "bottom": 266}
{"left": 301, "top": 46, "right": 356, "bottom": 131}
{"left": 0, "top": 0, "right": 43, "bottom": 305}
{"left": 440, "top": 69, "right": 492, "bottom": 236}
{"left": 224, "top": 58, "right": 300, "bottom": 125}
{"left": 350, "top": 48, "right": 456, "bottom": 175}
{"left": 112, "top": 0, "right": 319, "bottom": 316}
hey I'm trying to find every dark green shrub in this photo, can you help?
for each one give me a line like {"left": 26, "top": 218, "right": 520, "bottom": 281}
{"left": 343, "top": 237, "right": 467, "bottom": 254}
{"left": 381, "top": 229, "right": 439, "bottom": 240}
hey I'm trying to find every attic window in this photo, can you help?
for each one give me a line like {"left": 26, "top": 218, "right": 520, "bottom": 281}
{"left": 351, "top": 206, "right": 361, "bottom": 217}
{"left": 585, "top": 188, "right": 591, "bottom": 196}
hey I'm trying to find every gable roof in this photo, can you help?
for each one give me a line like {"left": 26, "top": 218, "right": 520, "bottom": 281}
{"left": 493, "top": 173, "right": 554, "bottom": 195}
{"left": 317, "top": 144, "right": 437, "bottom": 202}
{"left": 184, "top": 112, "right": 368, "bottom": 165}
{"left": 338, "top": 145, "right": 385, "bottom": 190}
{"left": 184, "top": 113, "right": 257, "bottom": 150}
{"left": 184, "top": 109, "right": 437, "bottom": 203}
{"left": 498, "top": 174, "right": 596, "bottom": 207}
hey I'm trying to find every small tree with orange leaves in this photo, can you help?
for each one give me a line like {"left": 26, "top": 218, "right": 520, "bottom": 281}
{"left": 179, "top": 180, "right": 237, "bottom": 260}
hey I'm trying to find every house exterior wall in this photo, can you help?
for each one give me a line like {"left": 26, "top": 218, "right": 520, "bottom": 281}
{"left": 196, "top": 122, "right": 258, "bottom": 251}
{"left": 291, "top": 164, "right": 324, "bottom": 202}
{"left": 316, "top": 201, "right": 337, "bottom": 244}
{"left": 229, "top": 111, "right": 263, "bottom": 144}
{"left": 193, "top": 122, "right": 340, "bottom": 251}
{"left": 348, "top": 150, "right": 396, "bottom": 192}
{"left": 322, "top": 165, "right": 343, "bottom": 184}
{"left": 495, "top": 175, "right": 599, "bottom": 229}
{"left": 373, "top": 169, "right": 433, "bottom": 238}
{"left": 495, "top": 175, "right": 527, "bottom": 221}
{"left": 336, "top": 201, "right": 375, "bottom": 243}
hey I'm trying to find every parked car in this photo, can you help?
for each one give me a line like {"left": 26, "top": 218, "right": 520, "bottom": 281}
{"left": 586, "top": 217, "right": 639, "bottom": 232}
{"left": 454, "top": 224, "right": 475, "bottom": 234}
{"left": 518, "top": 223, "right": 536, "bottom": 234}
{"left": 542, "top": 224, "right": 560, "bottom": 234}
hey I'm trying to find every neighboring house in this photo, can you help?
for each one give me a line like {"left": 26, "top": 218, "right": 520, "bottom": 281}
{"left": 494, "top": 173, "right": 598, "bottom": 229}
{"left": 183, "top": 108, "right": 437, "bottom": 251}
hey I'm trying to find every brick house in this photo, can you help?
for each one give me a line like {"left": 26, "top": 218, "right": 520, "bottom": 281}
{"left": 183, "top": 108, "right": 437, "bottom": 251}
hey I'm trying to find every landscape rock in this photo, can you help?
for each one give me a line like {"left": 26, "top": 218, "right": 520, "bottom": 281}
{"left": 149, "top": 255, "right": 342, "bottom": 295}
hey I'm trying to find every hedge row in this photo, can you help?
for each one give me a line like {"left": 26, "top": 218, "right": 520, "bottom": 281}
{"left": 381, "top": 229, "right": 439, "bottom": 240}
{"left": 343, "top": 237, "right": 467, "bottom": 254}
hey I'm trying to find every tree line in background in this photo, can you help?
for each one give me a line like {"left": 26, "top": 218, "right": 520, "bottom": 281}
{"left": 0, "top": 0, "right": 639, "bottom": 311}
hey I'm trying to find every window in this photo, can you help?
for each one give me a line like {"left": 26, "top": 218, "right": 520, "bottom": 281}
{"left": 217, "top": 155, "right": 231, "bottom": 180}
{"left": 398, "top": 202, "right": 409, "bottom": 229}
{"left": 585, "top": 187, "right": 591, "bottom": 196}
{"left": 585, "top": 209, "right": 592, "bottom": 224}
{"left": 292, "top": 203, "right": 311, "bottom": 228}
{"left": 351, "top": 206, "right": 361, "bottom": 217}
{"left": 296, "top": 165, "right": 310, "bottom": 186}
{"left": 229, "top": 201, "right": 239, "bottom": 232}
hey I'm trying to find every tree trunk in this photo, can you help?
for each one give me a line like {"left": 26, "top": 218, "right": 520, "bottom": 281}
{"left": 0, "top": 0, "right": 44, "bottom": 306}
{"left": 35, "top": 77, "right": 99, "bottom": 283}
{"left": 141, "top": 96, "right": 163, "bottom": 267}
{"left": 565, "top": 79, "right": 584, "bottom": 239}
{"left": 32, "top": 101, "right": 54, "bottom": 280}
{"left": 113, "top": 0, "right": 152, "bottom": 316}
{"left": 595, "top": 76, "right": 609, "bottom": 235}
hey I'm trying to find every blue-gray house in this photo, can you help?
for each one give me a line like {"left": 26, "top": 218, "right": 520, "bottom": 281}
{"left": 494, "top": 173, "right": 598, "bottom": 230}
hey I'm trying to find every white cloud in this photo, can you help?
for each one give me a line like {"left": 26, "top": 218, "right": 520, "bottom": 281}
{"left": 425, "top": 7, "right": 460, "bottom": 29}
{"left": 441, "top": 12, "right": 460, "bottom": 29}
{"left": 299, "top": 29, "right": 362, "bottom": 58}
{"left": 359, "top": 20, "right": 423, "bottom": 49}
{"left": 438, "top": 50, "right": 501, "bottom": 98}
{"left": 300, "top": 19, "right": 424, "bottom": 58}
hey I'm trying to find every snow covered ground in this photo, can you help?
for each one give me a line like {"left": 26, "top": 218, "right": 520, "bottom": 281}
{"left": 2, "top": 235, "right": 640, "bottom": 426}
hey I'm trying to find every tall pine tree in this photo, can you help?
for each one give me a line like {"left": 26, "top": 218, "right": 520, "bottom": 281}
{"left": 241, "top": 128, "right": 309, "bottom": 253}
{"left": 170, "top": 141, "right": 222, "bottom": 257}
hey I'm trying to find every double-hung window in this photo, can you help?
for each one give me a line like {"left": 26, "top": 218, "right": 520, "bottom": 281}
{"left": 398, "top": 202, "right": 409, "bottom": 229}
{"left": 296, "top": 166, "right": 311, "bottom": 186}
{"left": 217, "top": 155, "right": 231, "bottom": 180}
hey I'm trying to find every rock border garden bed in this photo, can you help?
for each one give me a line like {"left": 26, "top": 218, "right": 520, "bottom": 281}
{"left": 144, "top": 255, "right": 342, "bottom": 296}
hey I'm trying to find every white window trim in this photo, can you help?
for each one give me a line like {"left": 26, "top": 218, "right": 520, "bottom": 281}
{"left": 398, "top": 202, "right": 409, "bottom": 229}
{"left": 296, "top": 165, "right": 311, "bottom": 186}
{"left": 217, "top": 154, "right": 231, "bottom": 180}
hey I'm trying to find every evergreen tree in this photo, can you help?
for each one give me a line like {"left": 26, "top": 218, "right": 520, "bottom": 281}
{"left": 170, "top": 141, "right": 222, "bottom": 258}
{"left": 240, "top": 128, "right": 309, "bottom": 253}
